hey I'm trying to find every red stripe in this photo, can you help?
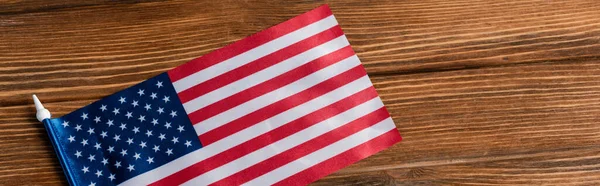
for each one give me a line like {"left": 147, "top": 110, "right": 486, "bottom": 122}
{"left": 186, "top": 45, "right": 355, "bottom": 125}
{"left": 213, "top": 107, "right": 390, "bottom": 186}
{"left": 167, "top": 5, "right": 333, "bottom": 82}
{"left": 200, "top": 65, "right": 367, "bottom": 145}
{"left": 273, "top": 129, "right": 402, "bottom": 186}
{"left": 150, "top": 87, "right": 379, "bottom": 186}
{"left": 177, "top": 25, "right": 344, "bottom": 103}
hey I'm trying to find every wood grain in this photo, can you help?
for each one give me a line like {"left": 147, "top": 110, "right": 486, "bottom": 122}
{"left": 1, "top": 0, "right": 599, "bottom": 185}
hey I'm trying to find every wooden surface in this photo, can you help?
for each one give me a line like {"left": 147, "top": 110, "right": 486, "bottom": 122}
{"left": 1, "top": 0, "right": 600, "bottom": 185}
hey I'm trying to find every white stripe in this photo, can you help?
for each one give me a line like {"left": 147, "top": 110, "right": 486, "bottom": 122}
{"left": 183, "top": 35, "right": 350, "bottom": 115}
{"left": 193, "top": 54, "right": 360, "bottom": 135}
{"left": 181, "top": 97, "right": 385, "bottom": 185}
{"left": 172, "top": 15, "right": 339, "bottom": 93}
{"left": 241, "top": 117, "right": 396, "bottom": 186}
{"left": 119, "top": 75, "right": 373, "bottom": 186}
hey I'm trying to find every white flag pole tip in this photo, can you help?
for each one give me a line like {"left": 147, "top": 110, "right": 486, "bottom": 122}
{"left": 33, "top": 94, "right": 51, "bottom": 122}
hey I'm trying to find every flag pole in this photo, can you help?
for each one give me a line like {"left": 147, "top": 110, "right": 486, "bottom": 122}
{"left": 33, "top": 94, "right": 51, "bottom": 122}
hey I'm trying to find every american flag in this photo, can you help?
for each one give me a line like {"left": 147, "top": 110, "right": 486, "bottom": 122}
{"left": 43, "top": 5, "right": 401, "bottom": 186}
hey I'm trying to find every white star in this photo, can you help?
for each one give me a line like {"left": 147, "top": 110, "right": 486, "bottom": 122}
{"left": 125, "top": 112, "right": 133, "bottom": 119}
{"left": 81, "top": 113, "right": 88, "bottom": 120}
{"left": 157, "top": 107, "right": 164, "bottom": 114}
{"left": 101, "top": 158, "right": 108, "bottom": 165}
{"left": 109, "top": 174, "right": 115, "bottom": 181}
{"left": 87, "top": 154, "right": 95, "bottom": 162}
{"left": 68, "top": 135, "right": 75, "bottom": 143}
{"left": 144, "top": 104, "right": 152, "bottom": 111}
{"left": 158, "top": 133, "right": 166, "bottom": 140}
{"left": 156, "top": 81, "right": 163, "bottom": 88}
{"left": 75, "top": 124, "right": 82, "bottom": 131}
{"left": 107, "top": 146, "right": 115, "bottom": 153}
{"left": 119, "top": 123, "right": 127, "bottom": 130}
{"left": 170, "top": 111, "right": 177, "bottom": 118}
{"left": 127, "top": 164, "right": 135, "bottom": 172}
{"left": 185, "top": 140, "right": 192, "bottom": 147}
{"left": 146, "top": 157, "right": 154, "bottom": 164}
{"left": 94, "top": 142, "right": 101, "bottom": 150}
{"left": 82, "top": 166, "right": 89, "bottom": 173}
{"left": 89, "top": 182, "right": 95, "bottom": 186}
{"left": 118, "top": 97, "right": 126, "bottom": 104}
{"left": 132, "top": 100, "right": 139, "bottom": 107}
{"left": 151, "top": 119, "right": 159, "bottom": 125}
{"left": 100, "top": 105, "right": 107, "bottom": 111}
{"left": 114, "top": 161, "right": 122, "bottom": 168}
{"left": 150, "top": 93, "right": 157, "bottom": 99}
{"left": 94, "top": 170, "right": 102, "bottom": 177}
{"left": 61, "top": 121, "right": 69, "bottom": 128}
{"left": 106, "top": 119, "right": 114, "bottom": 127}
{"left": 177, "top": 125, "right": 185, "bottom": 132}
{"left": 145, "top": 130, "right": 153, "bottom": 137}
{"left": 113, "top": 134, "right": 121, "bottom": 141}
{"left": 166, "top": 149, "right": 173, "bottom": 156}
{"left": 164, "top": 122, "right": 172, "bottom": 129}
{"left": 81, "top": 139, "right": 88, "bottom": 146}
{"left": 87, "top": 127, "right": 95, "bottom": 135}
{"left": 132, "top": 127, "right": 140, "bottom": 134}
{"left": 126, "top": 138, "right": 134, "bottom": 145}
{"left": 137, "top": 89, "right": 145, "bottom": 96}
{"left": 138, "top": 115, "right": 145, "bottom": 122}
{"left": 163, "top": 96, "right": 170, "bottom": 103}
{"left": 74, "top": 151, "right": 82, "bottom": 158}
{"left": 100, "top": 131, "right": 108, "bottom": 138}
{"left": 153, "top": 145, "right": 160, "bottom": 152}
{"left": 120, "top": 149, "right": 128, "bottom": 156}
{"left": 112, "top": 108, "right": 120, "bottom": 115}
{"left": 93, "top": 116, "right": 101, "bottom": 123}
{"left": 171, "top": 137, "right": 179, "bottom": 144}
{"left": 133, "top": 153, "right": 141, "bottom": 160}
{"left": 139, "top": 141, "right": 147, "bottom": 148}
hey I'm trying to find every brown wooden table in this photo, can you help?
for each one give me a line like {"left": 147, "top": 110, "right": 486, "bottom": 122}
{"left": 1, "top": 0, "right": 600, "bottom": 185}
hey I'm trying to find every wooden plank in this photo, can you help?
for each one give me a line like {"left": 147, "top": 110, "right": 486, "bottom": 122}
{"left": 314, "top": 147, "right": 600, "bottom": 185}
{"left": 2, "top": 60, "right": 600, "bottom": 185}
{"left": 1, "top": 0, "right": 599, "bottom": 185}
{"left": 0, "top": 0, "right": 109, "bottom": 15}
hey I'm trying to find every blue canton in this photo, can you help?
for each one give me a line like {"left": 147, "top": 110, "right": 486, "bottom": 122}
{"left": 44, "top": 73, "right": 202, "bottom": 186}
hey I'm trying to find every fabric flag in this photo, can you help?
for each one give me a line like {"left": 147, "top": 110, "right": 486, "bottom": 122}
{"left": 41, "top": 4, "right": 402, "bottom": 186}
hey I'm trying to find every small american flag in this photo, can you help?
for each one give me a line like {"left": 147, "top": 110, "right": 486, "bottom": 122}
{"left": 42, "top": 5, "right": 401, "bottom": 186}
